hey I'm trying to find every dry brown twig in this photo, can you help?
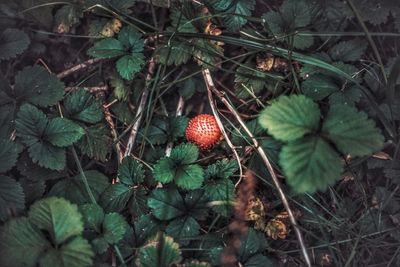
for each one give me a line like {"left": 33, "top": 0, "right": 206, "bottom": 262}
{"left": 57, "top": 58, "right": 105, "bottom": 79}
{"left": 202, "top": 68, "right": 312, "bottom": 267}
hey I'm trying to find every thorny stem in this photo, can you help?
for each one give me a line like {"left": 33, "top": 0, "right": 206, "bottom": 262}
{"left": 202, "top": 69, "right": 243, "bottom": 188}
{"left": 202, "top": 68, "right": 312, "bottom": 267}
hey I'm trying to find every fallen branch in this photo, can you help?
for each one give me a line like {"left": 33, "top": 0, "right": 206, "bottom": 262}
{"left": 202, "top": 68, "right": 312, "bottom": 267}
{"left": 57, "top": 58, "right": 105, "bottom": 79}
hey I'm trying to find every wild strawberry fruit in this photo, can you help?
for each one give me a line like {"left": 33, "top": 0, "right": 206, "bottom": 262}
{"left": 185, "top": 114, "right": 222, "bottom": 150}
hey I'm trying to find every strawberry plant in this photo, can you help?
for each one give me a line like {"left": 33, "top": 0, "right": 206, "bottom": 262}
{"left": 0, "top": 0, "right": 400, "bottom": 266}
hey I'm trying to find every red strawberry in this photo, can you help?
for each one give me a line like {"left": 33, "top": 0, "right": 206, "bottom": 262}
{"left": 185, "top": 114, "right": 222, "bottom": 150}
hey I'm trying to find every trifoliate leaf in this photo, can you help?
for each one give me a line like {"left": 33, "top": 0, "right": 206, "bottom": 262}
{"left": 302, "top": 74, "right": 339, "bottom": 100}
{"left": 79, "top": 203, "right": 104, "bottom": 232}
{"left": 119, "top": 157, "right": 145, "bottom": 185}
{"left": 207, "top": 0, "right": 255, "bottom": 31}
{"left": 153, "top": 157, "right": 175, "bottom": 183}
{"left": 29, "top": 197, "right": 84, "bottom": 245}
{"left": 322, "top": 104, "right": 384, "bottom": 157}
{"left": 87, "top": 38, "right": 125, "bottom": 58}
{"left": 116, "top": 54, "right": 145, "bottom": 80}
{"left": 0, "top": 217, "right": 50, "bottom": 267}
{"left": 136, "top": 233, "right": 182, "bottom": 267}
{"left": 45, "top": 117, "right": 85, "bottom": 147}
{"left": 0, "top": 138, "right": 21, "bottom": 172}
{"left": 204, "top": 178, "right": 235, "bottom": 217}
{"left": 15, "top": 104, "right": 66, "bottom": 170}
{"left": 118, "top": 27, "right": 144, "bottom": 52}
{"left": 14, "top": 65, "right": 64, "bottom": 107}
{"left": 0, "top": 176, "right": 25, "bottom": 221}
{"left": 49, "top": 170, "right": 109, "bottom": 204}
{"left": 279, "top": 136, "right": 343, "bottom": 193}
{"left": 0, "top": 28, "right": 30, "bottom": 60}
{"left": 63, "top": 89, "right": 103, "bottom": 124}
{"left": 329, "top": 39, "right": 368, "bottom": 62}
{"left": 39, "top": 236, "right": 94, "bottom": 267}
{"left": 205, "top": 159, "right": 238, "bottom": 180}
{"left": 148, "top": 188, "right": 185, "bottom": 220}
{"left": 258, "top": 95, "right": 320, "bottom": 142}
{"left": 78, "top": 125, "right": 110, "bottom": 161}
{"left": 166, "top": 216, "right": 200, "bottom": 245}
{"left": 174, "top": 164, "right": 205, "bottom": 190}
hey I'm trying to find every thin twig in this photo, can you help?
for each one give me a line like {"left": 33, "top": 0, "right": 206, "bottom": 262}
{"left": 202, "top": 69, "right": 243, "bottom": 188}
{"left": 57, "top": 58, "right": 105, "bottom": 79}
{"left": 165, "top": 95, "right": 185, "bottom": 157}
{"left": 124, "top": 58, "right": 156, "bottom": 157}
{"left": 65, "top": 85, "right": 109, "bottom": 93}
{"left": 202, "top": 68, "right": 312, "bottom": 267}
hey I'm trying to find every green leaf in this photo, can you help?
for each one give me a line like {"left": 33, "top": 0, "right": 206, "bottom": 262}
{"left": 148, "top": 188, "right": 185, "bottom": 220}
{"left": 174, "top": 164, "right": 205, "bottom": 190}
{"left": 63, "top": 89, "right": 103, "bottom": 124}
{"left": 119, "top": 156, "right": 145, "bottom": 185}
{"left": 204, "top": 178, "right": 235, "bottom": 217}
{"left": 29, "top": 197, "right": 84, "bottom": 245}
{"left": 166, "top": 216, "right": 200, "bottom": 245}
{"left": 87, "top": 38, "right": 125, "bottom": 58}
{"left": 0, "top": 217, "right": 49, "bottom": 267}
{"left": 17, "top": 152, "right": 66, "bottom": 181}
{"left": 15, "top": 104, "right": 66, "bottom": 170}
{"left": 208, "top": 0, "right": 255, "bottom": 31}
{"left": 302, "top": 74, "right": 339, "bottom": 101}
{"left": 45, "top": 117, "right": 85, "bottom": 147}
{"left": 116, "top": 54, "right": 145, "bottom": 80}
{"left": 77, "top": 125, "right": 110, "bottom": 161}
{"left": 136, "top": 233, "right": 182, "bottom": 267}
{"left": 0, "top": 138, "right": 21, "bottom": 172}
{"left": 134, "top": 215, "right": 163, "bottom": 247}
{"left": 183, "top": 190, "right": 209, "bottom": 220}
{"left": 279, "top": 136, "right": 343, "bottom": 193}
{"left": 258, "top": 95, "right": 320, "bottom": 142}
{"left": 155, "top": 42, "right": 192, "bottom": 66}
{"left": 245, "top": 254, "right": 276, "bottom": 267}
{"left": 102, "top": 212, "right": 128, "bottom": 244}
{"left": 234, "top": 62, "right": 267, "bottom": 99}
{"left": 0, "top": 28, "right": 30, "bottom": 60}
{"left": 153, "top": 157, "right": 175, "bottom": 183}
{"left": 49, "top": 170, "right": 109, "bottom": 204}
{"left": 184, "top": 260, "right": 212, "bottom": 267}
{"left": 237, "top": 229, "right": 268, "bottom": 261}
{"left": 128, "top": 187, "right": 148, "bottom": 217}
{"left": 329, "top": 39, "right": 368, "bottom": 62}
{"left": 118, "top": 27, "right": 144, "bottom": 52}
{"left": 280, "top": 0, "right": 311, "bottom": 28}
{"left": 14, "top": 66, "right": 64, "bottom": 107}
{"left": 79, "top": 203, "right": 104, "bottom": 232}
{"left": 20, "top": 177, "right": 46, "bottom": 204}
{"left": 0, "top": 176, "right": 25, "bottom": 221}
{"left": 111, "top": 74, "right": 130, "bottom": 101}
{"left": 322, "top": 104, "right": 384, "bottom": 157}
{"left": 170, "top": 143, "right": 199, "bottom": 164}
{"left": 205, "top": 159, "right": 238, "bottom": 180}
{"left": 39, "top": 236, "right": 94, "bottom": 267}
{"left": 100, "top": 183, "right": 132, "bottom": 212}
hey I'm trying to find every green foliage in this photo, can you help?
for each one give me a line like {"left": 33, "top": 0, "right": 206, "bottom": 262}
{"left": 259, "top": 95, "right": 384, "bottom": 193}
{"left": 88, "top": 26, "right": 145, "bottom": 80}
{"left": 49, "top": 170, "right": 109, "bottom": 204}
{"left": 140, "top": 116, "right": 189, "bottom": 145}
{"left": 136, "top": 233, "right": 182, "bottom": 267}
{"left": 13, "top": 66, "right": 65, "bottom": 107}
{"left": 206, "top": 0, "right": 256, "bottom": 31}
{"left": 328, "top": 39, "right": 368, "bottom": 62}
{"left": 63, "top": 89, "right": 103, "bottom": 124}
{"left": 100, "top": 157, "right": 148, "bottom": 216}
{"left": 153, "top": 143, "right": 204, "bottom": 189}
{"left": 0, "top": 197, "right": 94, "bottom": 267}
{"left": 258, "top": 95, "right": 320, "bottom": 142}
{"left": 0, "top": 28, "right": 30, "bottom": 60}
{"left": 0, "top": 176, "right": 25, "bottom": 221}
{"left": 148, "top": 188, "right": 209, "bottom": 244}
{"left": 0, "top": 139, "right": 21, "bottom": 173}
{"left": 15, "top": 104, "right": 84, "bottom": 170}
{"left": 262, "top": 0, "right": 313, "bottom": 49}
